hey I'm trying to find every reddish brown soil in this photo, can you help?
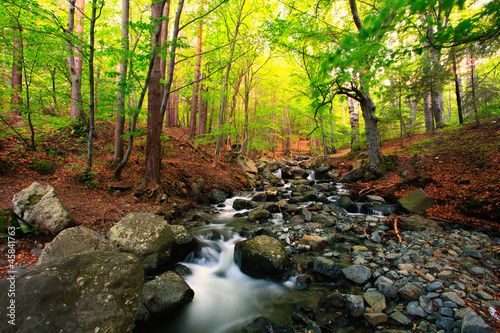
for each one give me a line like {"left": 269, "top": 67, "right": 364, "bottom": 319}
{"left": 1, "top": 117, "right": 499, "bottom": 282}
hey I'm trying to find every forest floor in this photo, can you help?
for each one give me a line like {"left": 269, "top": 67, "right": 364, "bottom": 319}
{"left": 0, "top": 115, "right": 499, "bottom": 279}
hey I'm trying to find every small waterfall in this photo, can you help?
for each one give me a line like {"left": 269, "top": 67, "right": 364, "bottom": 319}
{"left": 162, "top": 232, "right": 295, "bottom": 333}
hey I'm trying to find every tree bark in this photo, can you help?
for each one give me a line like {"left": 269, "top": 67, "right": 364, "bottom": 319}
{"left": 215, "top": 0, "right": 246, "bottom": 165}
{"left": 159, "top": 0, "right": 171, "bottom": 98}
{"left": 114, "top": 0, "right": 129, "bottom": 164}
{"left": 348, "top": 0, "right": 384, "bottom": 169}
{"left": 85, "top": 0, "right": 100, "bottom": 175}
{"left": 430, "top": 47, "right": 445, "bottom": 129}
{"left": 347, "top": 97, "right": 360, "bottom": 153}
{"left": 451, "top": 51, "right": 464, "bottom": 124}
{"left": 469, "top": 48, "right": 480, "bottom": 127}
{"left": 145, "top": 0, "right": 165, "bottom": 184}
{"left": 197, "top": 72, "right": 208, "bottom": 136}
{"left": 66, "top": 0, "right": 85, "bottom": 123}
{"left": 11, "top": 23, "right": 23, "bottom": 115}
{"left": 188, "top": 12, "right": 203, "bottom": 139}
{"left": 423, "top": 91, "right": 433, "bottom": 131}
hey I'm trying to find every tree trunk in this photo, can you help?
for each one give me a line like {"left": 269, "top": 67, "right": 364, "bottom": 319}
{"left": 215, "top": 0, "right": 246, "bottom": 165}
{"left": 226, "top": 73, "right": 243, "bottom": 147}
{"left": 66, "top": 0, "right": 84, "bottom": 123}
{"left": 197, "top": 72, "right": 208, "bottom": 136}
{"left": 49, "top": 68, "right": 59, "bottom": 114}
{"left": 347, "top": 97, "right": 360, "bottom": 153}
{"left": 114, "top": 0, "right": 129, "bottom": 164}
{"left": 423, "top": 91, "right": 433, "bottom": 131}
{"left": 85, "top": 0, "right": 99, "bottom": 175}
{"left": 452, "top": 52, "right": 464, "bottom": 124}
{"left": 11, "top": 24, "right": 23, "bottom": 115}
{"left": 188, "top": 14, "right": 203, "bottom": 139}
{"left": 159, "top": 0, "right": 171, "bottom": 97}
{"left": 469, "top": 48, "right": 480, "bottom": 127}
{"left": 359, "top": 91, "right": 383, "bottom": 169}
{"left": 145, "top": 0, "right": 165, "bottom": 184}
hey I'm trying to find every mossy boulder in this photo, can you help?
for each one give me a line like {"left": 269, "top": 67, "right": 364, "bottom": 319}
{"left": 234, "top": 235, "right": 290, "bottom": 281}
{"left": 12, "top": 182, "right": 73, "bottom": 235}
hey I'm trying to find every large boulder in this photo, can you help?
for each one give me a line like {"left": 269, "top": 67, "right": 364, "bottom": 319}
{"left": 247, "top": 208, "right": 271, "bottom": 222}
{"left": 0, "top": 251, "right": 144, "bottom": 333}
{"left": 233, "top": 155, "right": 258, "bottom": 174}
{"left": 233, "top": 198, "right": 257, "bottom": 210}
{"left": 398, "top": 188, "right": 434, "bottom": 215}
{"left": 138, "top": 271, "right": 194, "bottom": 321}
{"left": 107, "top": 212, "right": 176, "bottom": 275}
{"left": 38, "top": 226, "right": 117, "bottom": 265}
{"left": 12, "top": 182, "right": 73, "bottom": 235}
{"left": 169, "top": 224, "right": 197, "bottom": 263}
{"left": 208, "top": 189, "right": 227, "bottom": 204}
{"left": 234, "top": 235, "right": 289, "bottom": 281}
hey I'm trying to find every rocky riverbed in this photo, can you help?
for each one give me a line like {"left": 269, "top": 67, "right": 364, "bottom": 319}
{"left": 194, "top": 157, "right": 500, "bottom": 333}
{"left": 1, "top": 156, "right": 499, "bottom": 333}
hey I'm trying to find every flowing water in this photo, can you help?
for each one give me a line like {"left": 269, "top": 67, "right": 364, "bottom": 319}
{"left": 153, "top": 173, "right": 392, "bottom": 332}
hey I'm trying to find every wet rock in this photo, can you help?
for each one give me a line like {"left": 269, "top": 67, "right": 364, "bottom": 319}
{"left": 374, "top": 276, "right": 398, "bottom": 299}
{"left": 298, "top": 208, "right": 312, "bottom": 221}
{"left": 406, "top": 301, "right": 427, "bottom": 317}
{"left": 12, "top": 181, "right": 73, "bottom": 235}
{"left": 107, "top": 212, "right": 176, "bottom": 275}
{"left": 311, "top": 213, "right": 336, "bottom": 226}
{"left": 233, "top": 155, "right": 258, "bottom": 174}
{"left": 208, "top": 189, "right": 227, "bottom": 204}
{"left": 190, "top": 178, "right": 204, "bottom": 201}
{"left": 240, "top": 317, "right": 281, "bottom": 333}
{"left": 363, "top": 289, "right": 386, "bottom": 313}
{"left": 313, "top": 257, "right": 342, "bottom": 278}
{"left": 320, "top": 290, "right": 345, "bottom": 309}
{"left": 169, "top": 225, "right": 197, "bottom": 263}
{"left": 247, "top": 208, "right": 271, "bottom": 222}
{"left": 390, "top": 311, "right": 412, "bottom": 326}
{"left": 234, "top": 235, "right": 289, "bottom": 281}
{"left": 233, "top": 198, "right": 257, "bottom": 210}
{"left": 138, "top": 271, "right": 194, "bottom": 321}
{"left": 398, "top": 188, "right": 433, "bottom": 215}
{"left": 0, "top": 251, "right": 143, "bottom": 332}
{"left": 290, "top": 166, "right": 308, "bottom": 179}
{"left": 398, "top": 282, "right": 424, "bottom": 301}
{"left": 341, "top": 168, "right": 364, "bottom": 182}
{"left": 335, "top": 195, "right": 356, "bottom": 211}
{"left": 38, "top": 226, "right": 117, "bottom": 265}
{"left": 345, "top": 294, "right": 365, "bottom": 317}
{"left": 436, "top": 315, "right": 455, "bottom": 331}
{"left": 300, "top": 235, "right": 326, "bottom": 249}
{"left": 461, "top": 314, "right": 496, "bottom": 333}
{"left": 342, "top": 264, "right": 371, "bottom": 284}
{"left": 442, "top": 291, "right": 466, "bottom": 307}
{"left": 363, "top": 312, "right": 388, "bottom": 326}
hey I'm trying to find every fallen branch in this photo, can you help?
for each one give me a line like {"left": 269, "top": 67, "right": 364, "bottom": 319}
{"left": 394, "top": 218, "right": 402, "bottom": 243}
{"left": 359, "top": 183, "right": 397, "bottom": 195}
{"left": 414, "top": 269, "right": 434, "bottom": 282}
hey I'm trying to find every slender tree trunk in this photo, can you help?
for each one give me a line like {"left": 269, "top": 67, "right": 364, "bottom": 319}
{"left": 114, "top": 0, "right": 129, "bottom": 164}
{"left": 452, "top": 53, "right": 464, "bottom": 124}
{"left": 226, "top": 73, "right": 243, "bottom": 147}
{"left": 11, "top": 23, "right": 23, "bottom": 115}
{"left": 469, "top": 48, "right": 480, "bottom": 127}
{"left": 114, "top": 2, "right": 165, "bottom": 179}
{"left": 188, "top": 12, "right": 203, "bottom": 139}
{"left": 49, "top": 68, "right": 59, "bottom": 114}
{"left": 85, "top": 0, "right": 99, "bottom": 175}
{"left": 347, "top": 97, "right": 360, "bottom": 153}
{"left": 197, "top": 72, "right": 208, "bottom": 136}
{"left": 423, "top": 91, "right": 433, "bottom": 131}
{"left": 66, "top": 0, "right": 84, "bottom": 123}
{"left": 145, "top": 0, "right": 166, "bottom": 184}
{"left": 215, "top": 0, "right": 246, "bottom": 165}
{"left": 159, "top": 1, "right": 171, "bottom": 98}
